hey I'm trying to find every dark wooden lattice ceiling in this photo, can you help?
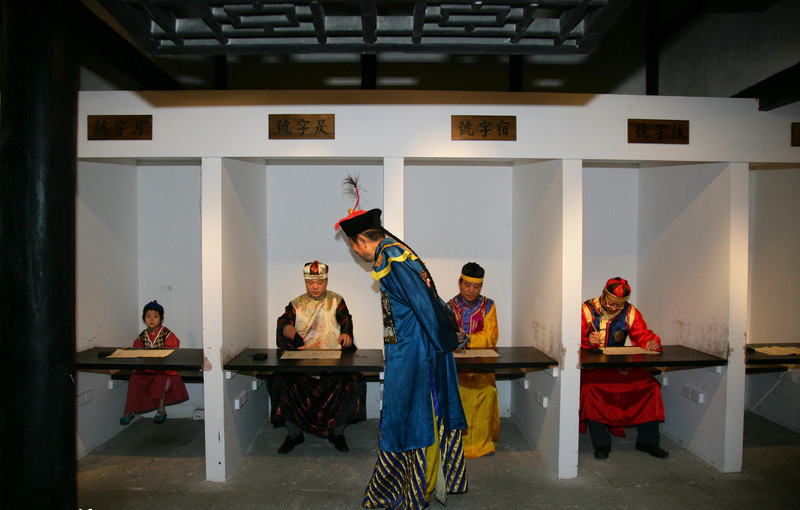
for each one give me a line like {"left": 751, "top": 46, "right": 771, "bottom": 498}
{"left": 98, "top": 0, "right": 633, "bottom": 55}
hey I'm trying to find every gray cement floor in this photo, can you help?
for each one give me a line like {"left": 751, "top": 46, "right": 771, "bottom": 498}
{"left": 78, "top": 412, "right": 800, "bottom": 509}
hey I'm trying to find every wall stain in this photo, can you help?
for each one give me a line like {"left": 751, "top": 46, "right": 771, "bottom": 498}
{"left": 671, "top": 315, "right": 728, "bottom": 357}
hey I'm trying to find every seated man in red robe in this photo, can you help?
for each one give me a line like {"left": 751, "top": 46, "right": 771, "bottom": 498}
{"left": 580, "top": 277, "right": 668, "bottom": 460}
{"left": 120, "top": 300, "right": 189, "bottom": 425}
{"left": 269, "top": 261, "right": 366, "bottom": 454}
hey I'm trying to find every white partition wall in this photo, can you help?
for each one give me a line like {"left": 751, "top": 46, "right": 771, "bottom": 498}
{"left": 747, "top": 167, "right": 800, "bottom": 433}
{"left": 221, "top": 158, "right": 270, "bottom": 476}
{"left": 510, "top": 159, "right": 582, "bottom": 479}
{"left": 201, "top": 157, "right": 226, "bottom": 481}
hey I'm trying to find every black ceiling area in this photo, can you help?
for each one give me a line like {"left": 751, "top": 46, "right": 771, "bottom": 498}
{"left": 96, "top": 0, "right": 631, "bottom": 55}
{"left": 80, "top": 0, "right": 800, "bottom": 110}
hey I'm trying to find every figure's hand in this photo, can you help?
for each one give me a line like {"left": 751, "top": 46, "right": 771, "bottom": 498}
{"left": 645, "top": 339, "right": 661, "bottom": 352}
{"left": 338, "top": 333, "right": 353, "bottom": 348}
{"left": 455, "top": 330, "right": 469, "bottom": 351}
{"left": 282, "top": 324, "right": 297, "bottom": 339}
{"left": 587, "top": 331, "right": 603, "bottom": 347}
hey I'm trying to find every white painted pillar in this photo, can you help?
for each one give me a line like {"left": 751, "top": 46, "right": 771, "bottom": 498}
{"left": 201, "top": 157, "right": 227, "bottom": 481}
{"left": 723, "top": 161, "right": 748, "bottom": 472}
{"left": 383, "top": 157, "right": 405, "bottom": 238}
{"left": 558, "top": 159, "right": 583, "bottom": 479}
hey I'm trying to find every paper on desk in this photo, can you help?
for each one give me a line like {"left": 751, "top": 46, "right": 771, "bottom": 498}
{"left": 107, "top": 348, "right": 174, "bottom": 358}
{"left": 281, "top": 350, "right": 343, "bottom": 360}
{"left": 754, "top": 346, "right": 800, "bottom": 356}
{"left": 453, "top": 349, "right": 500, "bottom": 358}
{"left": 602, "top": 346, "right": 660, "bottom": 355}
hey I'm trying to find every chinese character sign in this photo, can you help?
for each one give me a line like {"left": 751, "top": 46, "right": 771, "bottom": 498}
{"left": 792, "top": 123, "right": 799, "bottom": 147}
{"left": 88, "top": 115, "right": 152, "bottom": 140}
{"left": 452, "top": 115, "right": 516, "bottom": 141}
{"left": 269, "top": 114, "right": 335, "bottom": 139}
{"left": 628, "top": 119, "right": 689, "bottom": 144}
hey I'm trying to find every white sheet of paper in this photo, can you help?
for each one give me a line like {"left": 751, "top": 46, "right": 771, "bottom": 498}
{"left": 602, "top": 346, "right": 660, "bottom": 355}
{"left": 754, "top": 346, "right": 800, "bottom": 356}
{"left": 106, "top": 348, "right": 174, "bottom": 358}
{"left": 281, "top": 350, "right": 343, "bottom": 360}
{"left": 452, "top": 349, "right": 500, "bottom": 358}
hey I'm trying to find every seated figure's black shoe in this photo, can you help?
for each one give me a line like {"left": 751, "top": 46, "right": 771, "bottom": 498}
{"left": 328, "top": 433, "right": 349, "bottom": 453}
{"left": 635, "top": 443, "right": 669, "bottom": 458}
{"left": 278, "top": 433, "right": 305, "bottom": 454}
{"left": 593, "top": 444, "right": 611, "bottom": 460}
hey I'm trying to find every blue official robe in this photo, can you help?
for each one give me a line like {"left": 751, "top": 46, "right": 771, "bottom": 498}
{"left": 362, "top": 238, "right": 467, "bottom": 510}
{"left": 371, "top": 238, "right": 467, "bottom": 451}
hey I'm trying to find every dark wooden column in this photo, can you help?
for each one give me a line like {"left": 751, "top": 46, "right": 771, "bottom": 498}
{"left": 361, "top": 53, "right": 377, "bottom": 90}
{"left": 509, "top": 54, "right": 523, "bottom": 92}
{"left": 0, "top": 1, "right": 79, "bottom": 507}
{"left": 645, "top": 0, "right": 660, "bottom": 95}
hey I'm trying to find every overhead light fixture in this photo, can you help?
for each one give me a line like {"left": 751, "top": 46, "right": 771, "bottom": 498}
{"left": 291, "top": 54, "right": 361, "bottom": 63}
{"left": 324, "top": 77, "right": 362, "bottom": 87}
{"left": 531, "top": 78, "right": 565, "bottom": 88}
{"left": 323, "top": 77, "right": 421, "bottom": 87}
{"left": 377, "top": 77, "right": 419, "bottom": 86}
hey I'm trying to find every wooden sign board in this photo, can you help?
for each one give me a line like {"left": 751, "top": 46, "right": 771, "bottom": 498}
{"left": 628, "top": 119, "right": 689, "bottom": 144}
{"left": 269, "top": 114, "right": 335, "bottom": 139}
{"left": 88, "top": 115, "right": 152, "bottom": 140}
{"left": 452, "top": 115, "right": 516, "bottom": 141}
{"left": 792, "top": 123, "right": 800, "bottom": 147}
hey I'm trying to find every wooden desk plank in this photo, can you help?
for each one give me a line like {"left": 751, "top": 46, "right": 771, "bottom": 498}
{"left": 455, "top": 346, "right": 557, "bottom": 371}
{"left": 579, "top": 345, "right": 726, "bottom": 369}
{"left": 75, "top": 346, "right": 204, "bottom": 371}
{"left": 224, "top": 346, "right": 557, "bottom": 376}
{"left": 746, "top": 343, "right": 800, "bottom": 366}
{"left": 224, "top": 348, "right": 385, "bottom": 373}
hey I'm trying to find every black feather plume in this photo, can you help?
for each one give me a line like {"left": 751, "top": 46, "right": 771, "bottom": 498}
{"left": 343, "top": 174, "right": 362, "bottom": 210}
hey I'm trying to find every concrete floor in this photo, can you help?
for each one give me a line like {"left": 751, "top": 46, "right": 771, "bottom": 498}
{"left": 78, "top": 412, "right": 800, "bottom": 510}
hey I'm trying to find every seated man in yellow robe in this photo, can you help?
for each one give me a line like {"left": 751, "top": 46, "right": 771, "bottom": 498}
{"left": 448, "top": 262, "right": 500, "bottom": 458}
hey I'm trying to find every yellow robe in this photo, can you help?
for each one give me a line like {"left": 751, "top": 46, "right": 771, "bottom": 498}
{"left": 456, "top": 302, "right": 499, "bottom": 458}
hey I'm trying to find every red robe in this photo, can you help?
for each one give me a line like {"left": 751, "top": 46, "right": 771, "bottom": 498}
{"left": 123, "top": 327, "right": 189, "bottom": 414}
{"left": 579, "top": 297, "right": 665, "bottom": 437}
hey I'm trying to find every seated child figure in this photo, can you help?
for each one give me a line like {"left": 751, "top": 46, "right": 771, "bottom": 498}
{"left": 120, "top": 300, "right": 189, "bottom": 425}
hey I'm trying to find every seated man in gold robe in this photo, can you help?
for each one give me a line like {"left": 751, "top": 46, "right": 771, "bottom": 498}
{"left": 448, "top": 262, "right": 500, "bottom": 458}
{"left": 269, "top": 261, "right": 366, "bottom": 454}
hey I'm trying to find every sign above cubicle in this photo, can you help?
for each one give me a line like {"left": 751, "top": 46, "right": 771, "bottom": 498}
{"left": 628, "top": 119, "right": 689, "bottom": 144}
{"left": 451, "top": 115, "right": 516, "bottom": 141}
{"left": 269, "top": 114, "right": 335, "bottom": 139}
{"left": 87, "top": 115, "right": 152, "bottom": 140}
